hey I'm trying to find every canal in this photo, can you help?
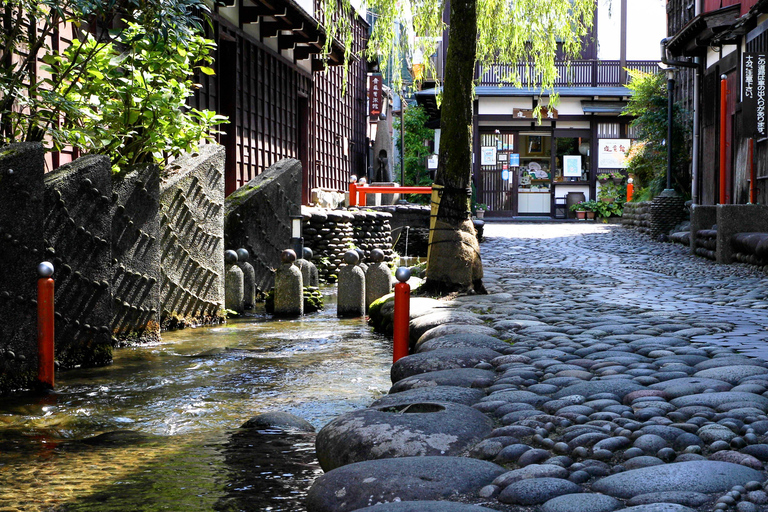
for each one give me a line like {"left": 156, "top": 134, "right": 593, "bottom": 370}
{"left": 0, "top": 289, "right": 392, "bottom": 511}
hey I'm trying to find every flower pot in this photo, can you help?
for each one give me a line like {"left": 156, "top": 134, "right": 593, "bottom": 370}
{"left": 575, "top": 210, "right": 586, "bottom": 220}
{"left": 476, "top": 210, "right": 485, "bottom": 219}
{"left": 601, "top": 197, "right": 615, "bottom": 203}
{"left": 586, "top": 211, "right": 596, "bottom": 220}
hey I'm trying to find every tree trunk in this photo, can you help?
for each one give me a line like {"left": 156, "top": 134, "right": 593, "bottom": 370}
{"left": 424, "top": 0, "right": 484, "bottom": 294}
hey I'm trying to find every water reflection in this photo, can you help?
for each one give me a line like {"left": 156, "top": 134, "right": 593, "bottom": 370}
{"left": 0, "top": 290, "right": 391, "bottom": 511}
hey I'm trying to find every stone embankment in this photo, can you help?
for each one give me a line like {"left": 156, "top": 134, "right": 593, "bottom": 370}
{"left": 307, "top": 223, "right": 768, "bottom": 512}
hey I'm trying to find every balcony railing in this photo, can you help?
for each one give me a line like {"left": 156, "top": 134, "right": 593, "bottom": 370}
{"left": 478, "top": 60, "right": 660, "bottom": 88}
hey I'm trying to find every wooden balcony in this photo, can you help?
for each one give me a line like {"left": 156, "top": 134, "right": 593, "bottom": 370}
{"left": 477, "top": 60, "right": 660, "bottom": 88}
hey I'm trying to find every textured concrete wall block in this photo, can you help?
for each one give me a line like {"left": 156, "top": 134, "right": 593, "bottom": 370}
{"left": 0, "top": 143, "right": 45, "bottom": 392}
{"left": 225, "top": 158, "right": 302, "bottom": 295}
{"left": 111, "top": 164, "right": 162, "bottom": 342}
{"left": 716, "top": 204, "right": 768, "bottom": 264}
{"left": 690, "top": 205, "right": 718, "bottom": 255}
{"left": 160, "top": 145, "right": 225, "bottom": 327}
{"left": 44, "top": 154, "right": 113, "bottom": 367}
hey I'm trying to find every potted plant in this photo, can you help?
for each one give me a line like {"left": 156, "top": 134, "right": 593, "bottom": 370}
{"left": 474, "top": 203, "right": 487, "bottom": 219}
{"left": 581, "top": 200, "right": 599, "bottom": 220}
{"left": 597, "top": 173, "right": 612, "bottom": 183}
{"left": 570, "top": 202, "right": 587, "bottom": 220}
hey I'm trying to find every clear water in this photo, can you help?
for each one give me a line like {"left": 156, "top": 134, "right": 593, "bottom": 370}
{"left": 0, "top": 289, "right": 392, "bottom": 511}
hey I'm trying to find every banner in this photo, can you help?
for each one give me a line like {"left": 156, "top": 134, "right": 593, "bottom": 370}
{"left": 743, "top": 52, "right": 767, "bottom": 139}
{"left": 369, "top": 74, "right": 383, "bottom": 117}
{"left": 598, "top": 139, "right": 631, "bottom": 169}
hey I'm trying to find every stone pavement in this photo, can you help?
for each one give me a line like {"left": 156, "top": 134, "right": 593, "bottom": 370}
{"left": 307, "top": 223, "right": 768, "bottom": 512}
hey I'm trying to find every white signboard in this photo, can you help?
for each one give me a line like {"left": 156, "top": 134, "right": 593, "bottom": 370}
{"left": 563, "top": 155, "right": 582, "bottom": 177}
{"left": 598, "top": 139, "right": 631, "bottom": 169}
{"left": 427, "top": 154, "right": 438, "bottom": 170}
{"left": 480, "top": 146, "right": 497, "bottom": 166}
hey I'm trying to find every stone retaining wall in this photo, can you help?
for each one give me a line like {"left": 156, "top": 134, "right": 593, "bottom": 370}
{"left": 46, "top": 155, "right": 114, "bottom": 367}
{"left": 0, "top": 143, "right": 226, "bottom": 393}
{"left": 224, "top": 159, "right": 301, "bottom": 295}
{"left": 302, "top": 207, "right": 395, "bottom": 282}
{"left": 621, "top": 202, "right": 652, "bottom": 235}
{"left": 160, "top": 147, "right": 226, "bottom": 329}
{"left": 0, "top": 143, "right": 45, "bottom": 391}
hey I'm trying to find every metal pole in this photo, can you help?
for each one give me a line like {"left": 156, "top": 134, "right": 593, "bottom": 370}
{"left": 400, "top": 92, "right": 406, "bottom": 186}
{"left": 720, "top": 74, "right": 728, "bottom": 204}
{"left": 750, "top": 138, "right": 756, "bottom": 204}
{"left": 393, "top": 267, "right": 410, "bottom": 363}
{"left": 667, "top": 74, "right": 674, "bottom": 191}
{"left": 37, "top": 262, "right": 55, "bottom": 389}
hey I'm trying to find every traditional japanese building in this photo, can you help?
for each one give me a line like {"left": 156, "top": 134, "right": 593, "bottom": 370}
{"left": 191, "top": 0, "right": 370, "bottom": 203}
{"left": 416, "top": 0, "right": 663, "bottom": 218}
{"left": 664, "top": 0, "right": 768, "bottom": 205}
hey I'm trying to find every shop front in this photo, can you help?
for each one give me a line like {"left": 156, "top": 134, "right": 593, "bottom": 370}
{"left": 472, "top": 89, "right": 635, "bottom": 219}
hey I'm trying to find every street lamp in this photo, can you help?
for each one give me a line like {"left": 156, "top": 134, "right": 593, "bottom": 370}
{"left": 290, "top": 214, "right": 303, "bottom": 257}
{"left": 666, "top": 67, "right": 675, "bottom": 192}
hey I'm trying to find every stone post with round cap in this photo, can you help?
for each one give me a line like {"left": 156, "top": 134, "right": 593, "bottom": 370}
{"left": 236, "top": 248, "right": 256, "bottom": 310}
{"left": 274, "top": 249, "right": 303, "bottom": 316}
{"left": 364, "top": 248, "right": 392, "bottom": 310}
{"left": 295, "top": 247, "right": 319, "bottom": 288}
{"left": 337, "top": 249, "right": 365, "bottom": 317}
{"left": 224, "top": 249, "right": 244, "bottom": 313}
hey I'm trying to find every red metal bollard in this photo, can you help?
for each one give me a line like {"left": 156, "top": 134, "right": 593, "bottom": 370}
{"left": 393, "top": 267, "right": 411, "bottom": 363}
{"left": 37, "top": 262, "right": 55, "bottom": 389}
{"left": 349, "top": 179, "right": 358, "bottom": 207}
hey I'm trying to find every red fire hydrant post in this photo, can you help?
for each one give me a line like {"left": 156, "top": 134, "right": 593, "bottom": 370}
{"left": 393, "top": 267, "right": 411, "bottom": 363}
{"left": 37, "top": 261, "right": 55, "bottom": 389}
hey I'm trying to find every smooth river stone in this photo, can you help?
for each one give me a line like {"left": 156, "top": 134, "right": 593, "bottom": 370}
{"left": 693, "top": 366, "right": 768, "bottom": 385}
{"left": 415, "top": 333, "right": 511, "bottom": 354}
{"left": 541, "top": 493, "right": 622, "bottom": 512}
{"left": 627, "top": 491, "right": 711, "bottom": 507}
{"left": 391, "top": 348, "right": 503, "bottom": 383}
{"left": 497, "top": 477, "right": 583, "bottom": 505}
{"left": 591, "top": 461, "right": 766, "bottom": 498}
{"left": 305, "top": 456, "right": 506, "bottom": 512}
{"left": 669, "top": 392, "right": 768, "bottom": 410}
{"left": 352, "top": 503, "right": 499, "bottom": 512}
{"left": 389, "top": 368, "right": 496, "bottom": 393}
{"left": 553, "top": 379, "right": 645, "bottom": 400}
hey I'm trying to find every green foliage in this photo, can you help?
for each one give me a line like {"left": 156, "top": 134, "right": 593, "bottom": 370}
{"left": 0, "top": 0, "right": 211, "bottom": 148}
{"left": 47, "top": 23, "right": 226, "bottom": 171}
{"left": 395, "top": 104, "right": 435, "bottom": 203}
{"left": 321, "top": 0, "right": 595, "bottom": 104}
{"left": 623, "top": 69, "right": 692, "bottom": 198}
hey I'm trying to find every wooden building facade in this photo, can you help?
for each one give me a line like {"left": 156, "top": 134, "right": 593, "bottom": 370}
{"left": 416, "top": 1, "right": 660, "bottom": 218}
{"left": 190, "top": 1, "right": 369, "bottom": 202}
{"left": 666, "top": 0, "right": 768, "bottom": 205}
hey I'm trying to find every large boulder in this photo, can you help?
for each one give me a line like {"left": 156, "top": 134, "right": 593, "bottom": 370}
{"left": 305, "top": 456, "right": 505, "bottom": 512}
{"left": 591, "top": 461, "right": 765, "bottom": 499}
{"left": 315, "top": 402, "right": 492, "bottom": 471}
{"left": 391, "top": 348, "right": 502, "bottom": 383}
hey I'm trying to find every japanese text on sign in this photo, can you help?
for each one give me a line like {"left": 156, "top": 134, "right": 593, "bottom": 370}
{"left": 743, "top": 53, "right": 767, "bottom": 138}
{"left": 369, "top": 74, "right": 383, "bottom": 116}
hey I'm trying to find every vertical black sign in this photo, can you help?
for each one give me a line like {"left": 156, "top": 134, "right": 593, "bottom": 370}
{"left": 369, "top": 74, "right": 383, "bottom": 117}
{"left": 743, "top": 52, "right": 767, "bottom": 138}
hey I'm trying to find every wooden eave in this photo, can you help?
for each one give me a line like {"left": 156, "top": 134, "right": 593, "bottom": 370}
{"left": 239, "top": 0, "right": 353, "bottom": 66}
{"left": 666, "top": 5, "right": 741, "bottom": 56}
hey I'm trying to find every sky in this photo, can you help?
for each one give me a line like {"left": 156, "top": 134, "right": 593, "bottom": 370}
{"left": 598, "top": 0, "right": 668, "bottom": 61}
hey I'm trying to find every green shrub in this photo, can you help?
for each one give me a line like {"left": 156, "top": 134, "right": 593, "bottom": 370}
{"left": 47, "top": 23, "right": 226, "bottom": 172}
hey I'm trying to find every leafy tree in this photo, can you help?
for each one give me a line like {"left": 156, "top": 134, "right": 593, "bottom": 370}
{"left": 48, "top": 23, "right": 226, "bottom": 171}
{"left": 623, "top": 69, "right": 692, "bottom": 198}
{"left": 322, "top": 0, "right": 595, "bottom": 292}
{"left": 0, "top": 0, "right": 217, "bottom": 168}
{"left": 395, "top": 104, "right": 434, "bottom": 203}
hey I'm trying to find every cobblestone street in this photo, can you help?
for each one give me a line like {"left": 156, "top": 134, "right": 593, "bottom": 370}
{"left": 481, "top": 223, "right": 768, "bottom": 360}
{"left": 308, "top": 223, "right": 768, "bottom": 512}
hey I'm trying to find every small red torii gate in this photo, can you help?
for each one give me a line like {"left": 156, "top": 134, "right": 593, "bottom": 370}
{"left": 348, "top": 180, "right": 431, "bottom": 206}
